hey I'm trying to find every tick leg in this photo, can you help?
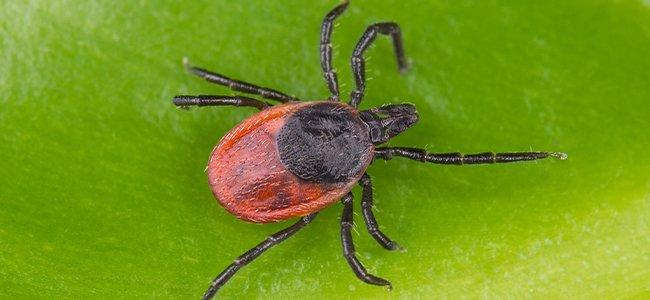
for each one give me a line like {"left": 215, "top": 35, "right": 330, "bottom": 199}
{"left": 183, "top": 58, "right": 297, "bottom": 103}
{"left": 173, "top": 95, "right": 270, "bottom": 111}
{"left": 374, "top": 147, "right": 568, "bottom": 164}
{"left": 359, "top": 173, "right": 402, "bottom": 251}
{"left": 350, "top": 22, "right": 409, "bottom": 108}
{"left": 320, "top": 1, "right": 349, "bottom": 101}
{"left": 340, "top": 193, "right": 392, "bottom": 289}
{"left": 202, "top": 213, "right": 318, "bottom": 300}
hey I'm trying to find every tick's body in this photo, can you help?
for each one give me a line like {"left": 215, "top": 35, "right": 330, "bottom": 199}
{"left": 173, "top": 1, "right": 566, "bottom": 299}
{"left": 209, "top": 101, "right": 372, "bottom": 223}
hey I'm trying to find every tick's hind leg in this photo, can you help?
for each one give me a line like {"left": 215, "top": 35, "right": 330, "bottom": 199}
{"left": 202, "top": 213, "right": 318, "bottom": 300}
{"left": 320, "top": 1, "right": 349, "bottom": 101}
{"left": 340, "top": 193, "right": 392, "bottom": 289}
{"left": 173, "top": 95, "right": 270, "bottom": 110}
{"left": 183, "top": 58, "right": 297, "bottom": 103}
{"left": 350, "top": 22, "right": 409, "bottom": 108}
{"left": 359, "top": 173, "right": 402, "bottom": 251}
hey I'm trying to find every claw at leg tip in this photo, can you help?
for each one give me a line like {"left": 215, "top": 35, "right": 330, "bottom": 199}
{"left": 399, "top": 63, "right": 411, "bottom": 74}
{"left": 390, "top": 242, "right": 406, "bottom": 252}
{"left": 550, "top": 152, "right": 568, "bottom": 160}
{"left": 182, "top": 57, "right": 192, "bottom": 73}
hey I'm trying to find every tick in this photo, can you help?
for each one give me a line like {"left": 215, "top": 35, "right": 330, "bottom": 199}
{"left": 173, "top": 1, "right": 567, "bottom": 298}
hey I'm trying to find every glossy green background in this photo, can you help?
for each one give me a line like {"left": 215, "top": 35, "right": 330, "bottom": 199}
{"left": 1, "top": 0, "right": 649, "bottom": 298}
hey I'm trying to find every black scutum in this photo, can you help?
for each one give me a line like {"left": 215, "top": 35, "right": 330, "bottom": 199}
{"left": 277, "top": 102, "right": 372, "bottom": 183}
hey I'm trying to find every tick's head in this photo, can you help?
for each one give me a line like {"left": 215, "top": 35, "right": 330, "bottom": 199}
{"left": 359, "top": 103, "right": 419, "bottom": 144}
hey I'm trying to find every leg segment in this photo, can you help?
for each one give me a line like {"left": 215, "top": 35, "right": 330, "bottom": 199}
{"left": 374, "top": 147, "right": 568, "bottom": 165}
{"left": 320, "top": 1, "right": 349, "bottom": 101}
{"left": 202, "top": 213, "right": 318, "bottom": 300}
{"left": 184, "top": 58, "right": 297, "bottom": 103}
{"left": 350, "top": 22, "right": 408, "bottom": 108}
{"left": 340, "top": 193, "right": 392, "bottom": 289}
{"left": 359, "top": 173, "right": 401, "bottom": 251}
{"left": 173, "top": 95, "right": 270, "bottom": 110}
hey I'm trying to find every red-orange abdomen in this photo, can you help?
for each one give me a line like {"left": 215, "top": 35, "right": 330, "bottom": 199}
{"left": 207, "top": 101, "right": 373, "bottom": 223}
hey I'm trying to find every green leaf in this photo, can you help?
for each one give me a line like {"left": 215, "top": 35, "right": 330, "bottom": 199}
{"left": 2, "top": 0, "right": 649, "bottom": 298}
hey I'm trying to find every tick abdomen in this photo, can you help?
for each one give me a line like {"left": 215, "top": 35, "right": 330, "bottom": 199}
{"left": 207, "top": 101, "right": 373, "bottom": 223}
